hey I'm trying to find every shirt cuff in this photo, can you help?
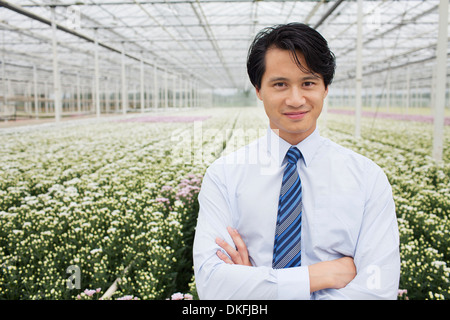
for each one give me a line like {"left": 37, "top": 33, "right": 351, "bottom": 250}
{"left": 275, "top": 266, "right": 311, "bottom": 300}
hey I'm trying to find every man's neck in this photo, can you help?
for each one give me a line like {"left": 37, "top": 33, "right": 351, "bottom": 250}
{"left": 270, "top": 125, "right": 316, "bottom": 146}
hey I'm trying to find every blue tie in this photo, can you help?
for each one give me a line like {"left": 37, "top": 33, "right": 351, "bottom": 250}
{"left": 272, "top": 146, "right": 302, "bottom": 269}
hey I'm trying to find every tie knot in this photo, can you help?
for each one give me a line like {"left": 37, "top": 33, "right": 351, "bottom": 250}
{"left": 286, "top": 146, "right": 301, "bottom": 165}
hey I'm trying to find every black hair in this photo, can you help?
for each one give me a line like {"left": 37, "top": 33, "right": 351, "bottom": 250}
{"left": 247, "top": 23, "right": 336, "bottom": 89}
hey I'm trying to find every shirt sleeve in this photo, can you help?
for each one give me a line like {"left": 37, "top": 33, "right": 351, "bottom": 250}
{"left": 193, "top": 164, "right": 311, "bottom": 300}
{"left": 314, "top": 162, "right": 400, "bottom": 300}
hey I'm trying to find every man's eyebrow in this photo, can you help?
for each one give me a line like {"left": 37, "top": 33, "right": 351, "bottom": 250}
{"left": 302, "top": 75, "right": 321, "bottom": 80}
{"left": 268, "top": 75, "right": 321, "bottom": 82}
{"left": 268, "top": 77, "right": 289, "bottom": 82}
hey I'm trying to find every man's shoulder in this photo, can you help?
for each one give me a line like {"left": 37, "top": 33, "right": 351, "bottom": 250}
{"left": 320, "top": 136, "right": 381, "bottom": 171}
{"left": 211, "top": 135, "right": 264, "bottom": 165}
{"left": 205, "top": 135, "right": 266, "bottom": 179}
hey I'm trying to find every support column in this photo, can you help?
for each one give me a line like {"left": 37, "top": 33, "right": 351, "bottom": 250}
{"left": 180, "top": 77, "right": 184, "bottom": 108}
{"left": 70, "top": 85, "right": 75, "bottom": 112}
{"left": 185, "top": 77, "right": 188, "bottom": 108}
{"left": 76, "top": 73, "right": 81, "bottom": 113}
{"left": 178, "top": 75, "right": 181, "bottom": 108}
{"left": 354, "top": 0, "right": 363, "bottom": 138}
{"left": 164, "top": 68, "right": 168, "bottom": 108}
{"left": 105, "top": 86, "right": 110, "bottom": 114}
{"left": 1, "top": 47, "right": 6, "bottom": 112}
{"left": 371, "top": 75, "right": 376, "bottom": 110}
{"left": 172, "top": 73, "right": 177, "bottom": 108}
{"left": 432, "top": 0, "right": 448, "bottom": 162}
{"left": 153, "top": 63, "right": 158, "bottom": 108}
{"left": 26, "top": 83, "right": 31, "bottom": 114}
{"left": 44, "top": 81, "right": 49, "bottom": 113}
{"left": 94, "top": 33, "right": 100, "bottom": 117}
{"left": 33, "top": 65, "right": 39, "bottom": 119}
{"left": 140, "top": 59, "right": 144, "bottom": 112}
{"left": 386, "top": 72, "right": 391, "bottom": 112}
{"left": 195, "top": 81, "right": 198, "bottom": 108}
{"left": 189, "top": 80, "right": 193, "bottom": 108}
{"left": 51, "top": 7, "right": 61, "bottom": 122}
{"left": 133, "top": 84, "right": 137, "bottom": 110}
{"left": 91, "top": 78, "right": 95, "bottom": 114}
{"left": 146, "top": 85, "right": 150, "bottom": 110}
{"left": 405, "top": 67, "right": 411, "bottom": 114}
{"left": 121, "top": 47, "right": 127, "bottom": 114}
{"left": 115, "top": 81, "right": 119, "bottom": 112}
{"left": 323, "top": 96, "right": 328, "bottom": 129}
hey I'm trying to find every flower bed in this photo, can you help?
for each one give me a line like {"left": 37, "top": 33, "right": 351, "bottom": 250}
{"left": 0, "top": 107, "right": 448, "bottom": 300}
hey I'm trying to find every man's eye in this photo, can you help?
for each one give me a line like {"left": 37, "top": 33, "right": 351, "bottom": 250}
{"left": 304, "top": 82, "right": 315, "bottom": 87}
{"left": 274, "top": 83, "right": 286, "bottom": 87}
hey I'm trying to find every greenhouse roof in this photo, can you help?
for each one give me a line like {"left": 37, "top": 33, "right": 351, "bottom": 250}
{"left": 0, "top": 0, "right": 447, "bottom": 91}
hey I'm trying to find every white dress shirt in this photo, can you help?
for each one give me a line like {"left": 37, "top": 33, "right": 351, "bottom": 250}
{"left": 193, "top": 127, "right": 400, "bottom": 300}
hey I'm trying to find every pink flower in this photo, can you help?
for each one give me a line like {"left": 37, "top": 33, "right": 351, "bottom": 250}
{"left": 84, "top": 289, "right": 97, "bottom": 296}
{"left": 171, "top": 292, "right": 185, "bottom": 300}
{"left": 184, "top": 293, "right": 193, "bottom": 300}
{"left": 398, "top": 289, "right": 408, "bottom": 296}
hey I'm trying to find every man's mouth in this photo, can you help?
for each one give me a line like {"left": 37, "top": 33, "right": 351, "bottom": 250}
{"left": 283, "top": 110, "right": 309, "bottom": 120}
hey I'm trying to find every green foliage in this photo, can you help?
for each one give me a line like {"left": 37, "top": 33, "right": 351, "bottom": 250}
{"left": 0, "top": 108, "right": 449, "bottom": 300}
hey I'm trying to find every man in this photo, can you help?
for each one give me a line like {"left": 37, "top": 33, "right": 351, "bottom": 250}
{"left": 193, "top": 23, "right": 400, "bottom": 300}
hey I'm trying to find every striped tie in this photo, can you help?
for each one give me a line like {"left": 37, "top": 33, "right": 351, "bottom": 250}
{"left": 272, "top": 146, "right": 302, "bottom": 269}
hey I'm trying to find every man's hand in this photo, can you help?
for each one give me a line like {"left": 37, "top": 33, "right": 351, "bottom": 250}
{"left": 216, "top": 226, "right": 357, "bottom": 294}
{"left": 215, "top": 226, "right": 252, "bottom": 266}
{"left": 308, "top": 257, "right": 357, "bottom": 293}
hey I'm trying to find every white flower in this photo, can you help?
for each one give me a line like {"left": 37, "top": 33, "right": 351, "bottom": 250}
{"left": 90, "top": 248, "right": 102, "bottom": 255}
{"left": 431, "top": 261, "right": 446, "bottom": 268}
{"left": 107, "top": 227, "right": 117, "bottom": 233}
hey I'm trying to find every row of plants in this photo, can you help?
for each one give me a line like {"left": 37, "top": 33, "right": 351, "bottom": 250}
{"left": 1, "top": 107, "right": 448, "bottom": 299}
{"left": 0, "top": 109, "right": 237, "bottom": 299}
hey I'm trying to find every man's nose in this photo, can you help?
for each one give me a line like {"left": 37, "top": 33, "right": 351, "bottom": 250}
{"left": 286, "top": 87, "right": 306, "bottom": 107}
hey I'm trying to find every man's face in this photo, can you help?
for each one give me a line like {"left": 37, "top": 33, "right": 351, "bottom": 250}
{"left": 256, "top": 47, "right": 328, "bottom": 145}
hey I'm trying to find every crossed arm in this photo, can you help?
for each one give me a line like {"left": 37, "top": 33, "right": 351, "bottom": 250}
{"left": 194, "top": 163, "right": 400, "bottom": 299}
{"left": 216, "top": 226, "right": 357, "bottom": 294}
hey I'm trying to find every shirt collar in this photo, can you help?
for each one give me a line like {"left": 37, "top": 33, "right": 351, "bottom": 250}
{"left": 266, "top": 126, "right": 322, "bottom": 168}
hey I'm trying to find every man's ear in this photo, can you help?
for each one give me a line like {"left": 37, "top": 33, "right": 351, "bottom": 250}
{"left": 255, "top": 87, "right": 262, "bottom": 101}
{"left": 323, "top": 86, "right": 329, "bottom": 99}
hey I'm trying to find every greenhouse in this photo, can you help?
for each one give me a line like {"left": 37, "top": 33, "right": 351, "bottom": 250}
{"left": 0, "top": 0, "right": 449, "bottom": 302}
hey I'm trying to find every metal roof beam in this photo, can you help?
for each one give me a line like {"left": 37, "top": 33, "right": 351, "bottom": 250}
{"left": 314, "top": 0, "right": 345, "bottom": 29}
{"left": 337, "top": 2, "right": 439, "bottom": 57}
{"left": 0, "top": 1, "right": 141, "bottom": 64}
{"left": 22, "top": 0, "right": 331, "bottom": 7}
{"left": 190, "top": 0, "right": 237, "bottom": 87}
{"left": 0, "top": 0, "right": 210, "bottom": 87}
